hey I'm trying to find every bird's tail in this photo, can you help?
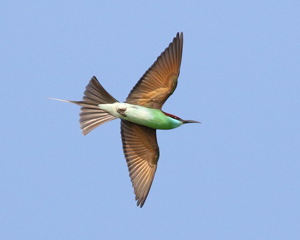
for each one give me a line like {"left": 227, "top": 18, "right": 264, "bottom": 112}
{"left": 51, "top": 76, "right": 118, "bottom": 135}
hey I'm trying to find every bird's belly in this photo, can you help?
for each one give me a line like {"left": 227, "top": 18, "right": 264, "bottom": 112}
{"left": 123, "top": 105, "right": 173, "bottom": 129}
{"left": 98, "top": 103, "right": 174, "bottom": 129}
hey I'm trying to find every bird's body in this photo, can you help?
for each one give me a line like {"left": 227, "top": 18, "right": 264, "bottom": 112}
{"left": 99, "top": 103, "right": 183, "bottom": 130}
{"left": 52, "top": 32, "right": 199, "bottom": 207}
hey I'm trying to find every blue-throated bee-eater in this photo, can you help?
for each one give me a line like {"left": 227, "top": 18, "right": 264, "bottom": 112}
{"left": 52, "top": 32, "right": 199, "bottom": 207}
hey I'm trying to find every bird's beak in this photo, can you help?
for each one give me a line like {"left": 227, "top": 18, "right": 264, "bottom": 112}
{"left": 182, "top": 120, "right": 201, "bottom": 124}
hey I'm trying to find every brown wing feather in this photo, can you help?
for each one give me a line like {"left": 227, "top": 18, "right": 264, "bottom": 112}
{"left": 126, "top": 32, "right": 183, "bottom": 109}
{"left": 121, "top": 120, "right": 160, "bottom": 207}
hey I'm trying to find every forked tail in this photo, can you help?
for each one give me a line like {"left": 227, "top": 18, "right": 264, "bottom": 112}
{"left": 51, "top": 76, "right": 118, "bottom": 135}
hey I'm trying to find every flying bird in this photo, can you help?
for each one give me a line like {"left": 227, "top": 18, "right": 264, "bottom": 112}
{"left": 52, "top": 32, "right": 200, "bottom": 207}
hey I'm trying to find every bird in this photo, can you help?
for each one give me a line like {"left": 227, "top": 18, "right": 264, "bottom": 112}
{"left": 52, "top": 32, "right": 200, "bottom": 207}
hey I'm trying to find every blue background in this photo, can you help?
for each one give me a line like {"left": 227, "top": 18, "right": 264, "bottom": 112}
{"left": 1, "top": 1, "right": 299, "bottom": 239}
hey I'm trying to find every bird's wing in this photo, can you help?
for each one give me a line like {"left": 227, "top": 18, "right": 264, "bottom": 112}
{"left": 121, "top": 120, "right": 159, "bottom": 207}
{"left": 126, "top": 32, "right": 183, "bottom": 109}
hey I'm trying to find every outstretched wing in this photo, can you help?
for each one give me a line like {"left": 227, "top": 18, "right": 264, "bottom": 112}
{"left": 121, "top": 120, "right": 159, "bottom": 207}
{"left": 126, "top": 32, "right": 183, "bottom": 109}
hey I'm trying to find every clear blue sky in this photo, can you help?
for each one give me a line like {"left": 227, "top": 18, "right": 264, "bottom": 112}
{"left": 1, "top": 1, "right": 300, "bottom": 239}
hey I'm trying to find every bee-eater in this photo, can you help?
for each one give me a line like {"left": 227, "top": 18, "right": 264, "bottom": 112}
{"left": 52, "top": 32, "right": 199, "bottom": 207}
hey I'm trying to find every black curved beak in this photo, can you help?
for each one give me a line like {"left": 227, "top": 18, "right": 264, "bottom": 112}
{"left": 182, "top": 120, "right": 201, "bottom": 124}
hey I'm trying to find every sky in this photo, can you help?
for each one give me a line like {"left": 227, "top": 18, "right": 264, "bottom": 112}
{"left": 1, "top": 1, "right": 300, "bottom": 239}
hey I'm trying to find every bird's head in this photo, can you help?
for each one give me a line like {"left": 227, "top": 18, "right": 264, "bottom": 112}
{"left": 162, "top": 111, "right": 200, "bottom": 128}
